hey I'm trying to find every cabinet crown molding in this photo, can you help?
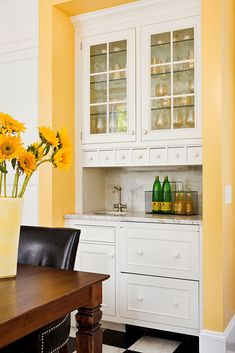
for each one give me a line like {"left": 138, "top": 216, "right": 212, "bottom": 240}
{"left": 71, "top": 0, "right": 200, "bottom": 31}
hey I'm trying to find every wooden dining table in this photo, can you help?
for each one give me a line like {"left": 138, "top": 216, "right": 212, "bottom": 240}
{"left": 0, "top": 264, "right": 109, "bottom": 352}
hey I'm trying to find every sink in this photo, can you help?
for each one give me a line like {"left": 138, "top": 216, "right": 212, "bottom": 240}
{"left": 93, "top": 210, "right": 127, "bottom": 216}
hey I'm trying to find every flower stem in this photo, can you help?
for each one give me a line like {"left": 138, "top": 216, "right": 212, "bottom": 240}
{"left": 0, "top": 171, "right": 2, "bottom": 197}
{"left": 12, "top": 168, "right": 20, "bottom": 198}
{"left": 36, "top": 158, "right": 51, "bottom": 168}
{"left": 18, "top": 174, "right": 31, "bottom": 198}
{"left": 3, "top": 162, "right": 7, "bottom": 197}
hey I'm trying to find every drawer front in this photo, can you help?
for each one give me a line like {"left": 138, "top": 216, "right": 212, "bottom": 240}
{"left": 187, "top": 146, "right": 202, "bottom": 165}
{"left": 116, "top": 149, "right": 131, "bottom": 165}
{"left": 168, "top": 147, "right": 186, "bottom": 165}
{"left": 100, "top": 150, "right": 115, "bottom": 166}
{"left": 76, "top": 243, "right": 116, "bottom": 316}
{"left": 132, "top": 149, "right": 149, "bottom": 165}
{"left": 119, "top": 223, "right": 199, "bottom": 279}
{"left": 149, "top": 148, "right": 166, "bottom": 165}
{"left": 72, "top": 224, "right": 115, "bottom": 243}
{"left": 119, "top": 273, "right": 199, "bottom": 329}
{"left": 83, "top": 151, "right": 99, "bottom": 167}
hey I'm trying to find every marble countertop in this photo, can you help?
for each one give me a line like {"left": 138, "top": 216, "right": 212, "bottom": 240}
{"left": 64, "top": 211, "right": 202, "bottom": 225}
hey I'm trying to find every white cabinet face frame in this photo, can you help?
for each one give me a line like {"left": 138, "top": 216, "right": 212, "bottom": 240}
{"left": 141, "top": 16, "right": 201, "bottom": 141}
{"left": 82, "top": 29, "right": 136, "bottom": 144}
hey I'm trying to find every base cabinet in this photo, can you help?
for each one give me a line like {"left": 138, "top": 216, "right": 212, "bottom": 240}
{"left": 65, "top": 218, "right": 201, "bottom": 335}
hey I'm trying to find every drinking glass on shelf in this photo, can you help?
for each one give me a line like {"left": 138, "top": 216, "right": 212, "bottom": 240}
{"left": 185, "top": 109, "right": 195, "bottom": 128}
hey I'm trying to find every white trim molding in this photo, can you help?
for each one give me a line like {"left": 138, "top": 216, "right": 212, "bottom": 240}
{"left": 199, "top": 315, "right": 235, "bottom": 353}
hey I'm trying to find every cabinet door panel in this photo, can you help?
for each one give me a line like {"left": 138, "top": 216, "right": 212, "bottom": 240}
{"left": 83, "top": 29, "right": 136, "bottom": 144}
{"left": 75, "top": 243, "right": 116, "bottom": 316}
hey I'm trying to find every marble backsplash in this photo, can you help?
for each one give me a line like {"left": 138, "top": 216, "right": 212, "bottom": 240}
{"left": 104, "top": 166, "right": 202, "bottom": 214}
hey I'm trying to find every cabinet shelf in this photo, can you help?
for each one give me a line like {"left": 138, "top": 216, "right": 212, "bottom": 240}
{"left": 151, "top": 105, "right": 194, "bottom": 111}
{"left": 90, "top": 77, "right": 126, "bottom": 84}
{"left": 151, "top": 68, "right": 194, "bottom": 77}
{"left": 90, "top": 49, "right": 127, "bottom": 58}
{"left": 151, "top": 38, "right": 193, "bottom": 48}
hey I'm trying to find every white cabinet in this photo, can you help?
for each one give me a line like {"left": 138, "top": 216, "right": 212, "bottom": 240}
{"left": 73, "top": 1, "right": 202, "bottom": 167}
{"left": 82, "top": 29, "right": 135, "bottom": 144}
{"left": 66, "top": 221, "right": 116, "bottom": 318}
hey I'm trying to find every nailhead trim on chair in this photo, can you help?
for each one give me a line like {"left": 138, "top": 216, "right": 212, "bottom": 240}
{"left": 40, "top": 314, "right": 70, "bottom": 353}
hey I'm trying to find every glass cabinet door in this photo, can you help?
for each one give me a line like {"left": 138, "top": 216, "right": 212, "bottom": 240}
{"left": 83, "top": 30, "right": 135, "bottom": 143}
{"left": 142, "top": 21, "right": 200, "bottom": 141}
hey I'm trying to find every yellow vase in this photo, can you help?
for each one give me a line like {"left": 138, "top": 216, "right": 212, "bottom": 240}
{"left": 0, "top": 198, "right": 23, "bottom": 278}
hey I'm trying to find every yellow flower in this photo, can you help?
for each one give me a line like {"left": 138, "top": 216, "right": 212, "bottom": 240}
{"left": 53, "top": 147, "right": 71, "bottom": 170}
{"left": 38, "top": 126, "right": 59, "bottom": 147}
{"left": 0, "top": 112, "right": 25, "bottom": 134}
{"left": 0, "top": 135, "right": 24, "bottom": 161}
{"left": 19, "top": 151, "right": 36, "bottom": 175}
{"left": 30, "top": 142, "right": 44, "bottom": 161}
{"left": 58, "top": 128, "right": 70, "bottom": 148}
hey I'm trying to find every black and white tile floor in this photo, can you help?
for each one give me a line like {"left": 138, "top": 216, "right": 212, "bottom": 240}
{"left": 69, "top": 326, "right": 199, "bottom": 353}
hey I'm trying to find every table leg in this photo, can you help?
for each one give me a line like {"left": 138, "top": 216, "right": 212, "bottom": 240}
{"left": 76, "top": 283, "right": 103, "bottom": 353}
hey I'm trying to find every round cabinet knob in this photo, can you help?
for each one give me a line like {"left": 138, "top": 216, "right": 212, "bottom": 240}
{"left": 120, "top": 155, "right": 126, "bottom": 160}
{"left": 88, "top": 156, "right": 93, "bottom": 161}
{"left": 137, "top": 249, "right": 143, "bottom": 255}
{"left": 137, "top": 154, "right": 143, "bottom": 160}
{"left": 143, "top": 130, "right": 148, "bottom": 135}
{"left": 194, "top": 152, "right": 199, "bottom": 158}
{"left": 155, "top": 153, "right": 160, "bottom": 159}
{"left": 175, "top": 153, "right": 180, "bottom": 158}
{"left": 130, "top": 130, "right": 135, "bottom": 135}
{"left": 137, "top": 295, "right": 143, "bottom": 302}
{"left": 107, "top": 253, "right": 114, "bottom": 259}
{"left": 172, "top": 300, "right": 179, "bottom": 307}
{"left": 173, "top": 252, "right": 180, "bottom": 259}
{"left": 105, "top": 156, "right": 109, "bottom": 160}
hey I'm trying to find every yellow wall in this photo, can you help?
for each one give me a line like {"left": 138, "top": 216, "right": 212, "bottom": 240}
{"left": 202, "top": 0, "right": 235, "bottom": 331}
{"left": 40, "top": 0, "right": 235, "bottom": 331}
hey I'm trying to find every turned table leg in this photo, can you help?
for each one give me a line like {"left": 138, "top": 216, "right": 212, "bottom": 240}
{"left": 76, "top": 283, "right": 103, "bottom": 353}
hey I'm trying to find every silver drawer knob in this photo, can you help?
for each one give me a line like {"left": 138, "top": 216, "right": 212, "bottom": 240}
{"left": 143, "top": 130, "right": 148, "bottom": 135}
{"left": 155, "top": 153, "right": 160, "bottom": 159}
{"left": 130, "top": 130, "right": 135, "bottom": 135}
{"left": 194, "top": 152, "right": 199, "bottom": 158}
{"left": 137, "top": 295, "right": 143, "bottom": 302}
{"left": 137, "top": 154, "right": 143, "bottom": 160}
{"left": 105, "top": 156, "right": 109, "bottom": 160}
{"left": 107, "top": 253, "right": 114, "bottom": 259}
{"left": 173, "top": 252, "right": 180, "bottom": 259}
{"left": 175, "top": 153, "right": 180, "bottom": 158}
{"left": 88, "top": 156, "right": 93, "bottom": 161}
{"left": 172, "top": 300, "right": 179, "bottom": 307}
{"left": 137, "top": 249, "right": 143, "bottom": 255}
{"left": 120, "top": 155, "right": 126, "bottom": 160}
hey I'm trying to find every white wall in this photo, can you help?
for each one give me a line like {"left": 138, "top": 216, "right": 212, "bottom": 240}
{"left": 0, "top": 0, "right": 38, "bottom": 225}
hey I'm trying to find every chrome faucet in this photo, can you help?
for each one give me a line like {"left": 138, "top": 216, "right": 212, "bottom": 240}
{"left": 112, "top": 185, "right": 127, "bottom": 212}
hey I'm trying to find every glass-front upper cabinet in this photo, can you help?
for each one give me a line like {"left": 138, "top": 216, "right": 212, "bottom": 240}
{"left": 82, "top": 29, "right": 135, "bottom": 144}
{"left": 141, "top": 19, "right": 201, "bottom": 141}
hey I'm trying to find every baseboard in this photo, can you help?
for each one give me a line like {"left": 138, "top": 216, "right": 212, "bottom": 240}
{"left": 101, "top": 320, "right": 126, "bottom": 332}
{"left": 199, "top": 315, "right": 235, "bottom": 353}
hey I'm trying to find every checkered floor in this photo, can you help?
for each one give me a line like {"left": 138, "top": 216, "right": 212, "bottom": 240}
{"left": 68, "top": 326, "right": 199, "bottom": 353}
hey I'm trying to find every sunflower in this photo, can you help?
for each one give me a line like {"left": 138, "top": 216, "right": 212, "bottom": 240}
{"left": 19, "top": 151, "right": 36, "bottom": 175}
{"left": 38, "top": 126, "right": 59, "bottom": 148}
{"left": 0, "top": 135, "right": 24, "bottom": 161}
{"left": 52, "top": 147, "right": 71, "bottom": 170}
{"left": 58, "top": 128, "right": 70, "bottom": 148}
{"left": 0, "top": 112, "right": 26, "bottom": 134}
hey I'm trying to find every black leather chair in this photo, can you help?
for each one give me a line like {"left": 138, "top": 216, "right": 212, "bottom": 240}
{"left": 1, "top": 225, "right": 80, "bottom": 353}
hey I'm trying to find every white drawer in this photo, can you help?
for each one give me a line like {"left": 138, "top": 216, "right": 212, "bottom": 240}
{"left": 83, "top": 151, "right": 99, "bottom": 167}
{"left": 149, "top": 148, "right": 167, "bottom": 165}
{"left": 187, "top": 146, "right": 202, "bottom": 165}
{"left": 116, "top": 149, "right": 131, "bottom": 165}
{"left": 168, "top": 147, "right": 186, "bottom": 165}
{"left": 132, "top": 149, "right": 148, "bottom": 165}
{"left": 100, "top": 150, "right": 115, "bottom": 166}
{"left": 119, "top": 223, "right": 199, "bottom": 279}
{"left": 72, "top": 224, "right": 115, "bottom": 243}
{"left": 119, "top": 273, "right": 199, "bottom": 330}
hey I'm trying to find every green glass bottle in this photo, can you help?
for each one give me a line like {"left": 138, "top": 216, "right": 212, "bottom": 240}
{"left": 152, "top": 176, "right": 162, "bottom": 214}
{"left": 161, "top": 176, "right": 172, "bottom": 213}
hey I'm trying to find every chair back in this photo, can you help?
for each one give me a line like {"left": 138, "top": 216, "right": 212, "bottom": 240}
{"left": 18, "top": 226, "right": 80, "bottom": 270}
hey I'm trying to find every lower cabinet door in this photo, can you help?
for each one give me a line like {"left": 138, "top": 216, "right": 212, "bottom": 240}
{"left": 119, "top": 273, "right": 199, "bottom": 330}
{"left": 75, "top": 242, "right": 116, "bottom": 316}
